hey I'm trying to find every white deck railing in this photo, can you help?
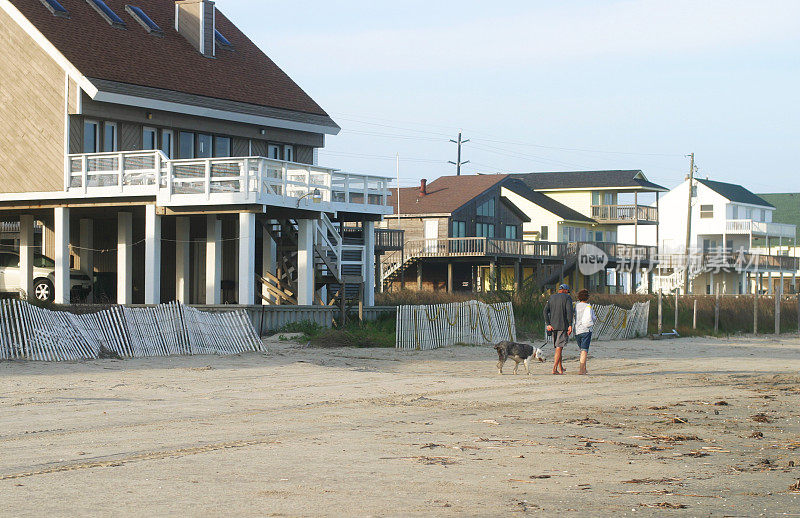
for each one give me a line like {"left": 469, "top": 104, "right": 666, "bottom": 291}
{"left": 725, "top": 219, "right": 796, "bottom": 239}
{"left": 66, "top": 151, "right": 391, "bottom": 213}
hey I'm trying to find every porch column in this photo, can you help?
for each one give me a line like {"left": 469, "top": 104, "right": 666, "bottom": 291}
{"left": 117, "top": 211, "right": 133, "bottom": 305}
{"left": 144, "top": 205, "right": 162, "bottom": 305}
{"left": 175, "top": 217, "right": 190, "bottom": 303}
{"left": 515, "top": 260, "right": 522, "bottom": 292}
{"left": 634, "top": 191, "right": 639, "bottom": 246}
{"left": 490, "top": 260, "right": 497, "bottom": 291}
{"left": 238, "top": 212, "right": 256, "bottom": 305}
{"left": 79, "top": 218, "right": 93, "bottom": 303}
{"left": 417, "top": 262, "right": 423, "bottom": 291}
{"left": 206, "top": 215, "right": 222, "bottom": 305}
{"left": 54, "top": 208, "right": 70, "bottom": 304}
{"left": 297, "top": 218, "right": 314, "bottom": 306}
{"left": 19, "top": 215, "right": 35, "bottom": 301}
{"left": 363, "top": 220, "right": 376, "bottom": 306}
{"left": 262, "top": 223, "right": 276, "bottom": 305}
{"left": 447, "top": 262, "right": 454, "bottom": 293}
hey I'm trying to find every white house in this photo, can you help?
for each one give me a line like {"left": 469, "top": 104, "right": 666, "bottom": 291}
{"left": 643, "top": 178, "right": 797, "bottom": 294}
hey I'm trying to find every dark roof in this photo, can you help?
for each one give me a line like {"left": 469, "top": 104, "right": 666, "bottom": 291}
{"left": 758, "top": 194, "right": 800, "bottom": 236}
{"left": 697, "top": 179, "right": 774, "bottom": 208}
{"left": 388, "top": 175, "right": 595, "bottom": 223}
{"left": 502, "top": 182, "right": 594, "bottom": 223}
{"left": 388, "top": 175, "right": 507, "bottom": 215}
{"left": 10, "top": 0, "right": 331, "bottom": 118}
{"left": 511, "top": 170, "right": 667, "bottom": 192}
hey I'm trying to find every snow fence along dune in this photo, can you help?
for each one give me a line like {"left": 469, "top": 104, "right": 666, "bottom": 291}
{"left": 0, "top": 300, "right": 263, "bottom": 361}
{"left": 395, "top": 300, "right": 650, "bottom": 350}
{"left": 395, "top": 301, "right": 517, "bottom": 351}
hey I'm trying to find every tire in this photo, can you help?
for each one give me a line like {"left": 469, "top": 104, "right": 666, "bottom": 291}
{"left": 33, "top": 279, "right": 54, "bottom": 303}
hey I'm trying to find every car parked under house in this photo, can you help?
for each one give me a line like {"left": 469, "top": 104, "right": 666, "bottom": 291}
{"left": 0, "top": 0, "right": 390, "bottom": 307}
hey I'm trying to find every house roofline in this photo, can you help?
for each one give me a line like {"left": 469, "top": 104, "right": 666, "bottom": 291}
{"left": 1, "top": 0, "right": 340, "bottom": 136}
{"left": 0, "top": 0, "right": 97, "bottom": 95}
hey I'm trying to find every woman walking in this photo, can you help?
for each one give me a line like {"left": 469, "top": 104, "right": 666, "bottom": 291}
{"left": 574, "top": 289, "right": 597, "bottom": 375}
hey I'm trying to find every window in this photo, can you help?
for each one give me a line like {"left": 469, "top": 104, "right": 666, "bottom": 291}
{"left": 267, "top": 144, "right": 280, "bottom": 160}
{"left": 596, "top": 231, "right": 603, "bottom": 242}
{"left": 505, "top": 225, "right": 517, "bottom": 240}
{"left": 591, "top": 191, "right": 600, "bottom": 206}
{"left": 0, "top": 253, "right": 19, "bottom": 268}
{"left": 215, "top": 29, "right": 233, "bottom": 49}
{"left": 161, "top": 130, "right": 174, "bottom": 158}
{"left": 700, "top": 204, "right": 714, "bottom": 219}
{"left": 691, "top": 185, "right": 698, "bottom": 197}
{"left": 283, "top": 145, "right": 294, "bottom": 163}
{"left": 196, "top": 134, "right": 212, "bottom": 158}
{"left": 125, "top": 5, "right": 163, "bottom": 36}
{"left": 753, "top": 209, "right": 762, "bottom": 222}
{"left": 142, "top": 127, "right": 157, "bottom": 150}
{"left": 476, "top": 223, "right": 494, "bottom": 238}
{"left": 102, "top": 122, "right": 117, "bottom": 152}
{"left": 39, "top": 0, "right": 69, "bottom": 18}
{"left": 731, "top": 205, "right": 738, "bottom": 219}
{"left": 477, "top": 198, "right": 495, "bottom": 217}
{"left": 603, "top": 192, "right": 614, "bottom": 205}
{"left": 213, "top": 136, "right": 231, "bottom": 158}
{"left": 452, "top": 221, "right": 466, "bottom": 238}
{"left": 86, "top": 0, "right": 126, "bottom": 28}
{"left": 540, "top": 226, "right": 548, "bottom": 240}
{"left": 179, "top": 132, "right": 194, "bottom": 159}
{"left": 83, "top": 120, "right": 99, "bottom": 153}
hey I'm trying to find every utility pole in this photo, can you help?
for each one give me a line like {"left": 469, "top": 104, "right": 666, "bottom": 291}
{"left": 683, "top": 153, "right": 696, "bottom": 296}
{"left": 449, "top": 131, "right": 470, "bottom": 175}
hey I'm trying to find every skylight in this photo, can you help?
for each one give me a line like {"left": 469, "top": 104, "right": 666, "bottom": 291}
{"left": 85, "top": 0, "right": 126, "bottom": 29}
{"left": 215, "top": 29, "right": 233, "bottom": 49}
{"left": 125, "top": 5, "right": 163, "bottom": 36}
{"left": 39, "top": 0, "right": 69, "bottom": 18}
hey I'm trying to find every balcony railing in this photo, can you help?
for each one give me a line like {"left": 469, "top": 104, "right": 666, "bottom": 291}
{"left": 375, "top": 229, "right": 404, "bottom": 252}
{"left": 567, "top": 241, "right": 659, "bottom": 263}
{"left": 66, "top": 151, "right": 391, "bottom": 213}
{"left": 591, "top": 204, "right": 658, "bottom": 224}
{"left": 725, "top": 219, "right": 796, "bottom": 239}
{"left": 658, "top": 250, "right": 799, "bottom": 272}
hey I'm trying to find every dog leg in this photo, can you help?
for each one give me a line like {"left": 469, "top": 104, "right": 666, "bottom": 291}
{"left": 513, "top": 358, "right": 520, "bottom": 375}
{"left": 524, "top": 357, "right": 531, "bottom": 375}
{"left": 497, "top": 359, "right": 504, "bottom": 375}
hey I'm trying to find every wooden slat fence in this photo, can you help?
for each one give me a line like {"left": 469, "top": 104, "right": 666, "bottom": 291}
{"left": 592, "top": 301, "right": 650, "bottom": 341}
{"left": 0, "top": 300, "right": 263, "bottom": 361}
{"left": 396, "top": 300, "right": 516, "bottom": 351}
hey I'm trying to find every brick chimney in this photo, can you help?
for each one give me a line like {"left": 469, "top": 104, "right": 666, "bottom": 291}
{"left": 175, "top": 0, "right": 216, "bottom": 58}
{"left": 419, "top": 179, "right": 427, "bottom": 196}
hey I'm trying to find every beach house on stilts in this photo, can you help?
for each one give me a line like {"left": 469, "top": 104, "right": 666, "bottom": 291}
{"left": 0, "top": 0, "right": 391, "bottom": 307}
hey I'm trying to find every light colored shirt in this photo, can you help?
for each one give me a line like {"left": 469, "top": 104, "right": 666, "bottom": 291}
{"left": 574, "top": 302, "right": 597, "bottom": 335}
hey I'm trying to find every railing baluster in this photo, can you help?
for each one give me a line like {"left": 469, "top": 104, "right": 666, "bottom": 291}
{"left": 117, "top": 152, "right": 124, "bottom": 192}
{"left": 204, "top": 160, "right": 211, "bottom": 200}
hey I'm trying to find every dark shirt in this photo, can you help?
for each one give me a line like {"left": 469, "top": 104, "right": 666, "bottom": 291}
{"left": 544, "top": 292, "right": 574, "bottom": 330}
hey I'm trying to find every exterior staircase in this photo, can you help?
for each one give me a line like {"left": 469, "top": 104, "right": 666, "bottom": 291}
{"left": 257, "top": 214, "right": 366, "bottom": 305}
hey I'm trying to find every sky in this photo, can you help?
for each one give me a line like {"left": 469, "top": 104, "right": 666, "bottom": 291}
{"left": 219, "top": 0, "right": 800, "bottom": 193}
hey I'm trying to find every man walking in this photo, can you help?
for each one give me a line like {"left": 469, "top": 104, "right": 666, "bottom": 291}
{"left": 544, "top": 284, "right": 574, "bottom": 375}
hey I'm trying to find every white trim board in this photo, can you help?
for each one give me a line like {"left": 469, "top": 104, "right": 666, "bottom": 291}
{"left": 91, "top": 91, "right": 341, "bottom": 136}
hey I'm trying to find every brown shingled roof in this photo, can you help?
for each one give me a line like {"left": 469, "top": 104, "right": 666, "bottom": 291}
{"left": 389, "top": 175, "right": 507, "bottom": 215}
{"left": 10, "top": 0, "right": 329, "bottom": 116}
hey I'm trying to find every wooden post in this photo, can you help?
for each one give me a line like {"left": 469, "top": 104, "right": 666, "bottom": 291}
{"left": 490, "top": 260, "right": 496, "bottom": 292}
{"left": 417, "top": 261, "right": 423, "bottom": 291}
{"left": 797, "top": 294, "right": 800, "bottom": 336}
{"left": 340, "top": 281, "right": 347, "bottom": 329}
{"left": 447, "top": 262, "right": 453, "bottom": 293}
{"left": 714, "top": 285, "right": 720, "bottom": 334}
{"left": 754, "top": 285, "right": 759, "bottom": 335}
{"left": 674, "top": 290, "right": 679, "bottom": 331}
{"left": 775, "top": 292, "right": 781, "bottom": 335}
{"left": 657, "top": 291, "right": 663, "bottom": 335}
{"left": 692, "top": 299, "right": 697, "bottom": 330}
{"left": 358, "top": 283, "right": 364, "bottom": 324}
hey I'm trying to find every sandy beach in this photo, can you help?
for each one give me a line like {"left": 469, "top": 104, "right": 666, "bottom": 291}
{"left": 1, "top": 335, "right": 799, "bottom": 517}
